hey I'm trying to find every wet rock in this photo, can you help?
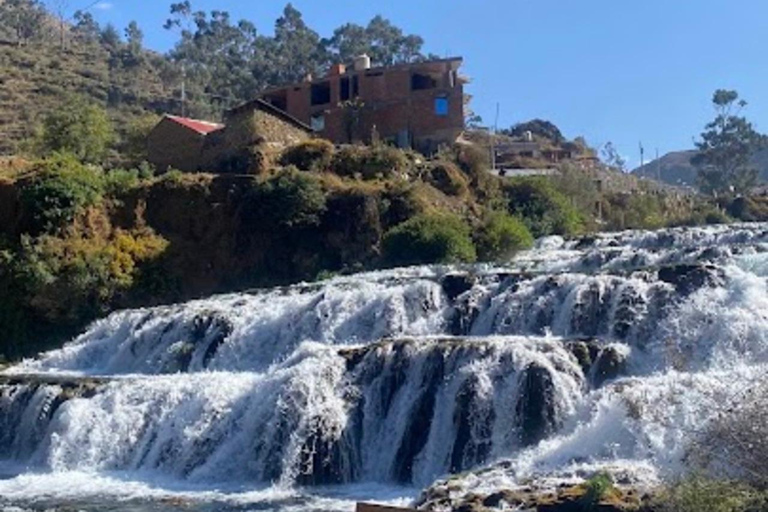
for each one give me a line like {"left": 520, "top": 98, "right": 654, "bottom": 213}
{"left": 449, "top": 290, "right": 483, "bottom": 336}
{"left": 482, "top": 489, "right": 526, "bottom": 508}
{"left": 441, "top": 273, "right": 476, "bottom": 302}
{"left": 575, "top": 236, "right": 598, "bottom": 250}
{"left": 657, "top": 264, "right": 724, "bottom": 296}
{"left": 393, "top": 350, "right": 445, "bottom": 483}
{"left": 566, "top": 340, "right": 599, "bottom": 375}
{"left": 516, "top": 364, "right": 558, "bottom": 447}
{"left": 592, "top": 346, "right": 628, "bottom": 387}
{"left": 450, "top": 376, "right": 494, "bottom": 473}
{"left": 296, "top": 429, "right": 357, "bottom": 486}
{"left": 191, "top": 313, "right": 234, "bottom": 368}
{"left": 418, "top": 479, "right": 654, "bottom": 512}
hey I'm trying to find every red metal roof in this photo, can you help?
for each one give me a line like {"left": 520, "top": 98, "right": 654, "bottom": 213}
{"left": 166, "top": 115, "right": 224, "bottom": 135}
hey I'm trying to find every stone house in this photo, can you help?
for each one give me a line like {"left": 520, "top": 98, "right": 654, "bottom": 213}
{"left": 148, "top": 100, "right": 312, "bottom": 174}
{"left": 202, "top": 99, "right": 312, "bottom": 174}
{"left": 147, "top": 115, "right": 224, "bottom": 173}
{"left": 258, "top": 56, "right": 467, "bottom": 153}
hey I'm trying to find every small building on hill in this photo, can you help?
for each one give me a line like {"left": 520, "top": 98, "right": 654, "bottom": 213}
{"left": 202, "top": 99, "right": 313, "bottom": 174}
{"left": 256, "top": 56, "right": 467, "bottom": 153}
{"left": 148, "top": 101, "right": 312, "bottom": 174}
{"left": 147, "top": 115, "right": 224, "bottom": 173}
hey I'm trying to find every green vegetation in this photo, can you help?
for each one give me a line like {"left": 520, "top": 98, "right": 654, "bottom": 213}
{"left": 250, "top": 168, "right": 327, "bottom": 228}
{"left": 474, "top": 211, "right": 533, "bottom": 261}
{"left": 279, "top": 139, "right": 335, "bottom": 172}
{"left": 426, "top": 161, "right": 469, "bottom": 197}
{"left": 503, "top": 177, "right": 585, "bottom": 237}
{"left": 20, "top": 153, "right": 106, "bottom": 234}
{"left": 652, "top": 476, "right": 766, "bottom": 512}
{"left": 502, "top": 119, "right": 565, "bottom": 144}
{"left": 37, "top": 96, "right": 115, "bottom": 163}
{"left": 332, "top": 144, "right": 411, "bottom": 180}
{"left": 693, "top": 89, "right": 767, "bottom": 195}
{"left": 383, "top": 213, "right": 477, "bottom": 266}
{"left": 578, "top": 472, "right": 616, "bottom": 510}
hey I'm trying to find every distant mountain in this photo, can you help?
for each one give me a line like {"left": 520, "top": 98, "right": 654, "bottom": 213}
{"left": 632, "top": 149, "right": 768, "bottom": 188}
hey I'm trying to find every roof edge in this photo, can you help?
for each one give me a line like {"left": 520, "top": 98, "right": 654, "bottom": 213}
{"left": 226, "top": 98, "right": 313, "bottom": 132}
{"left": 258, "top": 56, "right": 464, "bottom": 96}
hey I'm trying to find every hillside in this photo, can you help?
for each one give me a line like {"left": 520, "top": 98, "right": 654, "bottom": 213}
{"left": 0, "top": 40, "right": 178, "bottom": 155}
{"left": 633, "top": 148, "right": 768, "bottom": 187}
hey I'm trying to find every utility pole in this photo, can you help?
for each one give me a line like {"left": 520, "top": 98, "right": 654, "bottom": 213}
{"left": 491, "top": 102, "right": 500, "bottom": 171}
{"left": 639, "top": 142, "right": 645, "bottom": 168}
{"left": 181, "top": 63, "right": 187, "bottom": 117}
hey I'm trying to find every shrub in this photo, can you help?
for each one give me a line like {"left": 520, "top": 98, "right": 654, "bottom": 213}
{"left": 503, "top": 177, "right": 585, "bottom": 238}
{"left": 250, "top": 167, "right": 327, "bottom": 228}
{"left": 379, "top": 182, "right": 426, "bottom": 229}
{"left": 279, "top": 139, "right": 335, "bottom": 172}
{"left": 104, "top": 168, "right": 140, "bottom": 197}
{"left": 158, "top": 168, "right": 185, "bottom": 186}
{"left": 578, "top": 472, "right": 617, "bottom": 510}
{"left": 727, "top": 196, "right": 768, "bottom": 222}
{"left": 603, "top": 193, "right": 668, "bottom": 231}
{"left": 426, "top": 160, "right": 469, "bottom": 197}
{"left": 673, "top": 203, "right": 732, "bottom": 227}
{"left": 20, "top": 153, "right": 106, "bottom": 234}
{"left": 120, "top": 113, "right": 160, "bottom": 165}
{"left": 0, "top": 228, "right": 168, "bottom": 358}
{"left": 653, "top": 476, "right": 764, "bottom": 512}
{"left": 38, "top": 96, "right": 115, "bottom": 163}
{"left": 332, "top": 144, "right": 410, "bottom": 180}
{"left": 382, "top": 213, "right": 476, "bottom": 266}
{"left": 474, "top": 211, "right": 533, "bottom": 261}
{"left": 454, "top": 143, "right": 504, "bottom": 208}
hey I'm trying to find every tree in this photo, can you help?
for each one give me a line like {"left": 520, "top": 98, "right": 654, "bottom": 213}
{"left": 125, "top": 21, "right": 144, "bottom": 57}
{"left": 692, "top": 89, "right": 766, "bottom": 195}
{"left": 505, "top": 119, "right": 565, "bottom": 144}
{"left": 322, "top": 15, "right": 425, "bottom": 67}
{"left": 364, "top": 15, "right": 423, "bottom": 66}
{"left": 601, "top": 142, "right": 627, "bottom": 172}
{"left": 99, "top": 23, "right": 122, "bottom": 49}
{"left": 0, "top": 0, "right": 47, "bottom": 46}
{"left": 267, "top": 4, "right": 324, "bottom": 85}
{"left": 72, "top": 10, "right": 100, "bottom": 44}
{"left": 38, "top": 97, "right": 115, "bottom": 163}
{"left": 166, "top": 3, "right": 260, "bottom": 105}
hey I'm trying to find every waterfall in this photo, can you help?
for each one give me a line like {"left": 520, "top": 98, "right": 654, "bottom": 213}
{"left": 2, "top": 223, "right": 767, "bottom": 510}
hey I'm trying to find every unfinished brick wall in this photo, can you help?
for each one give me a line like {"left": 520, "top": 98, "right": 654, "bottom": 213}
{"left": 259, "top": 58, "right": 466, "bottom": 153}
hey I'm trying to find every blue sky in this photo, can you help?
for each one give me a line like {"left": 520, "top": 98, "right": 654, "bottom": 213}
{"left": 53, "top": 0, "right": 768, "bottom": 168}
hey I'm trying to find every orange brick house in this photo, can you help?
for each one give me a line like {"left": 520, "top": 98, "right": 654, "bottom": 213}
{"left": 258, "top": 56, "right": 467, "bottom": 153}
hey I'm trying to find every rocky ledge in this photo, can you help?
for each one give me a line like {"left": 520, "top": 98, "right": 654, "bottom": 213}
{"left": 416, "top": 475, "right": 658, "bottom": 512}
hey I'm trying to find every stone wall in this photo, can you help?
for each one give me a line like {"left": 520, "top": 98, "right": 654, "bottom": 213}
{"left": 202, "top": 107, "right": 311, "bottom": 175}
{"left": 0, "top": 178, "right": 20, "bottom": 238}
{"left": 148, "top": 120, "right": 207, "bottom": 173}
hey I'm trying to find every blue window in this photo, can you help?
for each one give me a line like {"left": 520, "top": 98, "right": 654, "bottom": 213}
{"left": 435, "top": 97, "right": 449, "bottom": 116}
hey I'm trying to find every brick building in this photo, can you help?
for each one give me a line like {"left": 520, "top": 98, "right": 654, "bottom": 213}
{"left": 258, "top": 56, "right": 467, "bottom": 153}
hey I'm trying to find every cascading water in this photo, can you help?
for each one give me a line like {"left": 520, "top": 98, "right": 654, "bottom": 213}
{"left": 1, "top": 223, "right": 767, "bottom": 511}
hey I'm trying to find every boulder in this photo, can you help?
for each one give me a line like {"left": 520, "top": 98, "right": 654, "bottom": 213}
{"left": 657, "top": 264, "right": 723, "bottom": 296}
